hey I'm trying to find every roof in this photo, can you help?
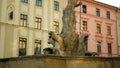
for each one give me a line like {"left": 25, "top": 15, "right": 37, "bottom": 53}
{"left": 94, "top": 0, "right": 118, "bottom": 9}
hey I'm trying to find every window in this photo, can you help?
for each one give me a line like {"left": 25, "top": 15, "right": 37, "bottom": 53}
{"left": 106, "top": 11, "right": 110, "bottom": 19}
{"left": 96, "top": 8, "right": 100, "bottom": 16}
{"left": 53, "top": 21, "right": 59, "bottom": 33}
{"left": 82, "top": 21, "right": 87, "bottom": 31}
{"left": 34, "top": 40, "right": 41, "bottom": 55}
{"left": 54, "top": 1, "right": 59, "bottom": 11}
{"left": 108, "top": 43, "right": 112, "bottom": 54}
{"left": 35, "top": 17, "right": 42, "bottom": 29}
{"left": 21, "top": 0, "right": 28, "bottom": 3}
{"left": 107, "top": 26, "right": 111, "bottom": 35}
{"left": 96, "top": 24, "right": 101, "bottom": 33}
{"left": 9, "top": 11, "right": 13, "bottom": 20}
{"left": 97, "top": 42, "right": 101, "bottom": 53}
{"left": 84, "top": 39, "right": 88, "bottom": 51}
{"left": 82, "top": 5, "right": 87, "bottom": 13}
{"left": 36, "top": 0, "right": 42, "bottom": 6}
{"left": 20, "top": 14, "right": 27, "bottom": 27}
{"left": 19, "top": 38, "right": 27, "bottom": 56}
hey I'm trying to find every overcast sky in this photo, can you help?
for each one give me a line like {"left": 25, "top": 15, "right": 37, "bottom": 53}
{"left": 95, "top": 0, "right": 120, "bottom": 7}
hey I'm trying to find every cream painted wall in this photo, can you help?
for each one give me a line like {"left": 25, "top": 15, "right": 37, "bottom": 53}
{"left": 27, "top": 30, "right": 34, "bottom": 55}
{"left": 28, "top": 0, "right": 34, "bottom": 28}
{"left": 0, "top": 0, "right": 7, "bottom": 22}
{"left": 14, "top": 0, "right": 20, "bottom": 25}
{"left": 4, "top": 25, "right": 14, "bottom": 58}
{"left": 0, "top": 24, "right": 5, "bottom": 58}
{"left": 49, "top": 0, "right": 54, "bottom": 31}
{"left": 0, "top": 0, "right": 2, "bottom": 21}
{"left": 12, "top": 28, "right": 19, "bottom": 57}
{"left": 0, "top": 0, "right": 2, "bottom": 57}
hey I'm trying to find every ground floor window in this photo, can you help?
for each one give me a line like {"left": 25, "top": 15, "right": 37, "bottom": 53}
{"left": 97, "top": 41, "right": 101, "bottom": 53}
{"left": 108, "top": 43, "right": 112, "bottom": 54}
{"left": 19, "top": 37, "right": 27, "bottom": 56}
{"left": 34, "top": 40, "right": 41, "bottom": 55}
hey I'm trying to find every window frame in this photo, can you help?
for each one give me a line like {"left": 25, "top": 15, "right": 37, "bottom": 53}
{"left": 53, "top": 21, "right": 59, "bottom": 33}
{"left": 96, "top": 8, "right": 100, "bottom": 16}
{"left": 20, "top": 14, "right": 28, "bottom": 27}
{"left": 35, "top": 17, "right": 42, "bottom": 29}
{"left": 106, "top": 11, "right": 110, "bottom": 19}
{"left": 108, "top": 43, "right": 112, "bottom": 54}
{"left": 19, "top": 37, "right": 27, "bottom": 56}
{"left": 107, "top": 26, "right": 111, "bottom": 36}
{"left": 36, "top": 0, "right": 42, "bottom": 7}
{"left": 96, "top": 24, "right": 101, "bottom": 33}
{"left": 9, "top": 11, "right": 13, "bottom": 20}
{"left": 82, "top": 21, "right": 87, "bottom": 31}
{"left": 97, "top": 41, "right": 101, "bottom": 53}
{"left": 54, "top": 1, "right": 59, "bottom": 11}
{"left": 84, "top": 39, "right": 88, "bottom": 51}
{"left": 34, "top": 40, "right": 41, "bottom": 55}
{"left": 82, "top": 5, "right": 87, "bottom": 13}
{"left": 21, "top": 0, "right": 28, "bottom": 3}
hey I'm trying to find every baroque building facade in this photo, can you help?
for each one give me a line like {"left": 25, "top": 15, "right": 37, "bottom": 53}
{"left": 63, "top": 0, "right": 118, "bottom": 56}
{"left": 0, "top": 0, "right": 63, "bottom": 58}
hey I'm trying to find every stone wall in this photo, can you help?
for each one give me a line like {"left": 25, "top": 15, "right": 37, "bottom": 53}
{"left": 0, "top": 55, "right": 120, "bottom": 68}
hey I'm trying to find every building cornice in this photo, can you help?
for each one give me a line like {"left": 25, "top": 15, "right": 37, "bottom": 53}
{"left": 82, "top": 0, "right": 118, "bottom": 10}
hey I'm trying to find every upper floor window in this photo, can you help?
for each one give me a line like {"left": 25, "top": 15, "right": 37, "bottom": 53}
{"left": 9, "top": 11, "right": 13, "bottom": 20}
{"left": 34, "top": 40, "right": 41, "bottom": 55}
{"left": 96, "top": 8, "right": 100, "bottom": 16}
{"left": 21, "top": 0, "right": 28, "bottom": 3}
{"left": 20, "top": 14, "right": 27, "bottom": 27}
{"left": 97, "top": 41, "right": 101, "bottom": 53}
{"left": 107, "top": 26, "right": 111, "bottom": 35}
{"left": 54, "top": 1, "right": 59, "bottom": 11}
{"left": 96, "top": 24, "right": 101, "bottom": 33}
{"left": 53, "top": 21, "right": 59, "bottom": 33}
{"left": 106, "top": 11, "right": 110, "bottom": 19}
{"left": 82, "top": 21, "right": 87, "bottom": 31}
{"left": 108, "top": 43, "right": 112, "bottom": 54}
{"left": 19, "top": 37, "right": 27, "bottom": 56}
{"left": 36, "top": 0, "right": 42, "bottom": 6}
{"left": 82, "top": 5, "right": 87, "bottom": 13}
{"left": 35, "top": 17, "right": 42, "bottom": 29}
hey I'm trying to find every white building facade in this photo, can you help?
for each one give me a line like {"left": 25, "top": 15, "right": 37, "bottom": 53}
{"left": 0, "top": 0, "right": 63, "bottom": 58}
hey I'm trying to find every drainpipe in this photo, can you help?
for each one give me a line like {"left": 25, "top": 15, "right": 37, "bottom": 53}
{"left": 79, "top": 0, "right": 82, "bottom": 35}
{"left": 75, "top": 0, "right": 82, "bottom": 55}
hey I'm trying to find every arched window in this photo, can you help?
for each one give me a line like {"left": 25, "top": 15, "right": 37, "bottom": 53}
{"left": 7, "top": 5, "right": 15, "bottom": 21}
{"left": 9, "top": 11, "right": 13, "bottom": 20}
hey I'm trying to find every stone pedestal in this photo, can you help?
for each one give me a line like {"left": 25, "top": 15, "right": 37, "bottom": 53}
{"left": 0, "top": 55, "right": 120, "bottom": 68}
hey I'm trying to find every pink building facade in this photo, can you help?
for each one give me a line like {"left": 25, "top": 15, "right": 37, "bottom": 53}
{"left": 62, "top": 0, "right": 118, "bottom": 56}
